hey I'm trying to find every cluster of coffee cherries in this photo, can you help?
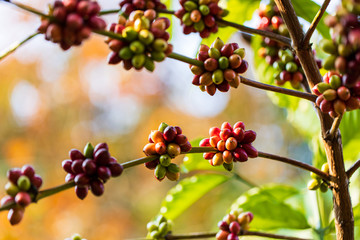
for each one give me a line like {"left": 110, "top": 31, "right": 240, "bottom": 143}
{"left": 146, "top": 215, "right": 172, "bottom": 239}
{"left": 65, "top": 234, "right": 87, "bottom": 240}
{"left": 106, "top": 10, "right": 173, "bottom": 71}
{"left": 1, "top": 165, "right": 43, "bottom": 225}
{"left": 307, "top": 163, "right": 329, "bottom": 192}
{"left": 200, "top": 121, "right": 258, "bottom": 171}
{"left": 175, "top": 0, "right": 227, "bottom": 37}
{"left": 342, "top": 0, "right": 360, "bottom": 14}
{"left": 191, "top": 38, "right": 248, "bottom": 95}
{"left": 143, "top": 123, "right": 191, "bottom": 181}
{"left": 322, "top": 3, "right": 360, "bottom": 87}
{"left": 37, "top": 0, "right": 106, "bottom": 50}
{"left": 313, "top": 71, "right": 360, "bottom": 117}
{"left": 216, "top": 209, "right": 254, "bottom": 240}
{"left": 119, "top": 0, "right": 166, "bottom": 16}
{"left": 62, "top": 143, "right": 123, "bottom": 199}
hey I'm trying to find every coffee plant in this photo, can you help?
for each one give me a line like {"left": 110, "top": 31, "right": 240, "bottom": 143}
{"left": 0, "top": 0, "right": 359, "bottom": 239}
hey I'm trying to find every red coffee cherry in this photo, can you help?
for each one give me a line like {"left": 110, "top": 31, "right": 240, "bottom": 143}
{"left": 216, "top": 209, "right": 254, "bottom": 240}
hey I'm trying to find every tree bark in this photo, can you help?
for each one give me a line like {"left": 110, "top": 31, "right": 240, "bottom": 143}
{"left": 274, "top": 0, "right": 354, "bottom": 239}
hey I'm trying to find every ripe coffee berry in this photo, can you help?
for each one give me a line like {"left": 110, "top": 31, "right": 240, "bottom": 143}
{"left": 106, "top": 10, "right": 173, "bottom": 71}
{"left": 119, "top": 0, "right": 166, "bottom": 16}
{"left": 175, "top": 0, "right": 228, "bottom": 37}
{"left": 200, "top": 121, "right": 258, "bottom": 170}
{"left": 312, "top": 71, "right": 360, "bottom": 117}
{"left": 62, "top": 142, "right": 123, "bottom": 199}
{"left": 37, "top": 0, "right": 106, "bottom": 50}
{"left": 322, "top": 3, "right": 360, "bottom": 87}
{"left": 146, "top": 215, "right": 172, "bottom": 239}
{"left": 143, "top": 122, "right": 191, "bottom": 181}
{"left": 191, "top": 38, "right": 248, "bottom": 95}
{"left": 216, "top": 209, "right": 254, "bottom": 240}
{"left": 1, "top": 165, "right": 43, "bottom": 225}
{"left": 307, "top": 163, "right": 329, "bottom": 193}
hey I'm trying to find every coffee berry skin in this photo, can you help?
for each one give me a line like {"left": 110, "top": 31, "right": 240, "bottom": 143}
{"left": 256, "top": 1, "right": 321, "bottom": 89}
{"left": 62, "top": 142, "right": 123, "bottom": 200}
{"left": 216, "top": 209, "right": 254, "bottom": 240}
{"left": 143, "top": 122, "right": 191, "bottom": 181}
{"left": 1, "top": 165, "right": 43, "bottom": 225}
{"left": 37, "top": 0, "right": 106, "bottom": 50}
{"left": 191, "top": 38, "right": 248, "bottom": 95}
{"left": 312, "top": 71, "right": 360, "bottom": 117}
{"left": 200, "top": 121, "right": 258, "bottom": 171}
{"left": 175, "top": 0, "right": 228, "bottom": 37}
{"left": 146, "top": 215, "right": 173, "bottom": 239}
{"left": 119, "top": 0, "right": 166, "bottom": 16}
{"left": 106, "top": 10, "right": 173, "bottom": 72}
{"left": 322, "top": 3, "right": 360, "bottom": 88}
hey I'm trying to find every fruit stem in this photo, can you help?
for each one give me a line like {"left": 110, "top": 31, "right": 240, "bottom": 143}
{"left": 2, "top": 1, "right": 54, "bottom": 20}
{"left": 156, "top": 9, "right": 176, "bottom": 15}
{"left": 168, "top": 52, "right": 204, "bottom": 67}
{"left": 240, "top": 76, "right": 318, "bottom": 102}
{"left": 346, "top": 159, "right": 360, "bottom": 179}
{"left": 302, "top": 0, "right": 331, "bottom": 46}
{"left": 326, "top": 114, "right": 342, "bottom": 141}
{"left": 121, "top": 155, "right": 160, "bottom": 169}
{"left": 165, "top": 230, "right": 312, "bottom": 240}
{"left": 0, "top": 32, "right": 40, "bottom": 61}
{"left": 258, "top": 151, "right": 331, "bottom": 181}
{"left": 216, "top": 18, "right": 292, "bottom": 47}
{"left": 99, "top": 9, "right": 120, "bottom": 15}
{"left": 36, "top": 182, "right": 75, "bottom": 201}
{"left": 92, "top": 29, "right": 125, "bottom": 41}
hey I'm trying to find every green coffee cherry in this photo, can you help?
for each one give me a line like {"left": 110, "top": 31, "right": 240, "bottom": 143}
{"left": 279, "top": 24, "right": 289, "bottom": 35}
{"left": 153, "top": 39, "right": 168, "bottom": 52}
{"left": 71, "top": 234, "right": 82, "bottom": 240}
{"left": 83, "top": 142, "right": 94, "bottom": 159}
{"left": 147, "top": 222, "right": 158, "bottom": 232}
{"left": 151, "top": 51, "right": 166, "bottom": 61}
{"left": 130, "top": 41, "right": 145, "bottom": 54}
{"left": 218, "top": 56, "right": 229, "bottom": 69}
{"left": 158, "top": 122, "right": 169, "bottom": 132}
{"left": 307, "top": 178, "right": 321, "bottom": 190}
{"left": 233, "top": 48, "right": 245, "bottom": 59}
{"left": 5, "top": 182, "right": 20, "bottom": 197}
{"left": 212, "top": 38, "right": 224, "bottom": 50}
{"left": 193, "top": 20, "right": 205, "bottom": 32}
{"left": 167, "top": 163, "right": 180, "bottom": 173}
{"left": 132, "top": 54, "right": 146, "bottom": 69}
{"left": 184, "top": 1, "right": 198, "bottom": 11}
{"left": 182, "top": 13, "right": 193, "bottom": 26}
{"left": 323, "top": 56, "right": 336, "bottom": 70}
{"left": 119, "top": 47, "right": 133, "bottom": 60}
{"left": 160, "top": 154, "right": 171, "bottom": 167}
{"left": 155, "top": 165, "right": 166, "bottom": 180}
{"left": 198, "top": 4, "right": 209, "bottom": 15}
{"left": 265, "top": 47, "right": 277, "bottom": 57}
{"left": 273, "top": 61, "right": 285, "bottom": 72}
{"left": 338, "top": 44, "right": 352, "bottom": 57}
{"left": 317, "top": 82, "right": 331, "bottom": 93}
{"left": 144, "top": 57, "right": 155, "bottom": 72}
{"left": 17, "top": 176, "right": 31, "bottom": 191}
{"left": 223, "top": 162, "right": 233, "bottom": 171}
{"left": 310, "top": 172, "right": 320, "bottom": 180}
{"left": 122, "top": 27, "right": 138, "bottom": 41}
{"left": 208, "top": 47, "right": 221, "bottom": 59}
{"left": 320, "top": 39, "right": 337, "bottom": 54}
{"left": 329, "top": 75, "right": 341, "bottom": 89}
{"left": 155, "top": 215, "right": 167, "bottom": 225}
{"left": 158, "top": 222, "right": 168, "bottom": 236}
{"left": 212, "top": 69, "right": 224, "bottom": 84}
{"left": 323, "top": 89, "right": 337, "bottom": 101}
{"left": 285, "top": 62, "right": 298, "bottom": 72}
{"left": 320, "top": 182, "right": 328, "bottom": 193}
{"left": 150, "top": 230, "right": 160, "bottom": 239}
{"left": 321, "top": 163, "right": 329, "bottom": 173}
{"left": 139, "top": 30, "right": 154, "bottom": 45}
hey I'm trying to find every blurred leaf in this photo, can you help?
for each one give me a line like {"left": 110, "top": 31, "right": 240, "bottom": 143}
{"left": 354, "top": 204, "right": 360, "bottom": 226}
{"left": 340, "top": 111, "right": 360, "bottom": 161}
{"left": 292, "top": 0, "right": 330, "bottom": 39}
{"left": 159, "top": 174, "right": 230, "bottom": 220}
{"left": 201, "top": 0, "right": 260, "bottom": 45}
{"left": 181, "top": 138, "right": 227, "bottom": 173}
{"left": 231, "top": 184, "right": 310, "bottom": 230}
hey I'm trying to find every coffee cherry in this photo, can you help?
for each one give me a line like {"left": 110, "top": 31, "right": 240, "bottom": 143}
{"left": 17, "top": 176, "right": 31, "bottom": 191}
{"left": 75, "top": 186, "right": 88, "bottom": 200}
{"left": 15, "top": 192, "right": 31, "bottom": 207}
{"left": 109, "top": 163, "right": 124, "bottom": 177}
{"left": 8, "top": 208, "right": 24, "bottom": 226}
{"left": 7, "top": 168, "right": 22, "bottom": 185}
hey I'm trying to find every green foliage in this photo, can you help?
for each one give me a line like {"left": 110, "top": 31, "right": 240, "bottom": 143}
{"left": 158, "top": 174, "right": 230, "bottom": 220}
{"left": 230, "top": 184, "right": 311, "bottom": 230}
{"left": 291, "top": 0, "right": 330, "bottom": 39}
{"left": 340, "top": 111, "right": 360, "bottom": 161}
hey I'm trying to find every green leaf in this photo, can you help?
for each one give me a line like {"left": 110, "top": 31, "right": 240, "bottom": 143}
{"left": 181, "top": 138, "right": 227, "bottom": 173}
{"left": 159, "top": 174, "right": 230, "bottom": 220}
{"left": 231, "top": 184, "right": 310, "bottom": 230}
{"left": 340, "top": 110, "right": 360, "bottom": 161}
{"left": 354, "top": 204, "right": 360, "bottom": 226}
{"left": 292, "top": 0, "right": 330, "bottom": 39}
{"left": 201, "top": 0, "right": 260, "bottom": 45}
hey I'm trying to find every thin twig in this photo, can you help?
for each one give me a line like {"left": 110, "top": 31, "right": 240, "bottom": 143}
{"left": 2, "top": 1, "right": 54, "bottom": 20}
{"left": 216, "top": 18, "right": 291, "bottom": 47}
{"left": 0, "top": 32, "right": 40, "bottom": 61}
{"left": 258, "top": 151, "right": 330, "bottom": 181}
{"left": 165, "top": 230, "right": 312, "bottom": 240}
{"left": 240, "top": 76, "right": 317, "bottom": 102}
{"left": 326, "top": 114, "right": 342, "bottom": 141}
{"left": 168, "top": 52, "right": 204, "bottom": 67}
{"left": 346, "top": 159, "right": 360, "bottom": 179}
{"left": 99, "top": 9, "right": 120, "bottom": 15}
{"left": 303, "top": 0, "right": 331, "bottom": 46}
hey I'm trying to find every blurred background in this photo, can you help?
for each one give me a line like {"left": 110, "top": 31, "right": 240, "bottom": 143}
{"left": 0, "top": 0, "right": 341, "bottom": 239}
